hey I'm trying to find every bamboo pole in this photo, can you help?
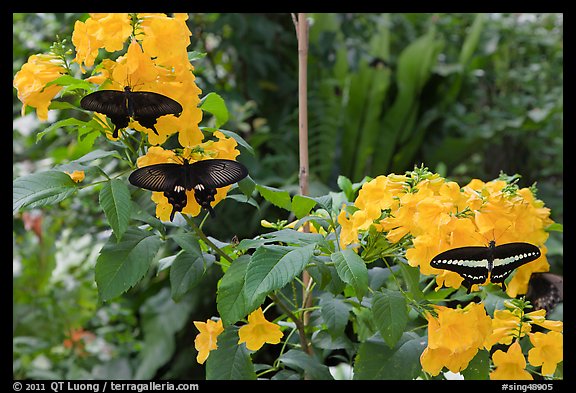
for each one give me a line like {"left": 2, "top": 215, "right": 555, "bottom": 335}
{"left": 293, "top": 13, "right": 313, "bottom": 353}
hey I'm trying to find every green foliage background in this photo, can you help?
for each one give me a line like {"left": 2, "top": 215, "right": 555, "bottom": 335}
{"left": 13, "top": 13, "right": 562, "bottom": 380}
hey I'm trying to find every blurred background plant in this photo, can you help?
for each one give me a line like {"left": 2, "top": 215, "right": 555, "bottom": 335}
{"left": 13, "top": 13, "right": 562, "bottom": 379}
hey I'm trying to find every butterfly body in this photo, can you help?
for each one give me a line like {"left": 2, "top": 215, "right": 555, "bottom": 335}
{"left": 129, "top": 159, "right": 248, "bottom": 220}
{"left": 81, "top": 86, "right": 183, "bottom": 138}
{"left": 431, "top": 241, "right": 541, "bottom": 293}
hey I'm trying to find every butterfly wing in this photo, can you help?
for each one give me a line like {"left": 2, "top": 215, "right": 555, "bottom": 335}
{"left": 185, "top": 159, "right": 248, "bottom": 189}
{"left": 129, "top": 91, "right": 183, "bottom": 117}
{"left": 81, "top": 90, "right": 130, "bottom": 137}
{"left": 128, "top": 163, "right": 186, "bottom": 192}
{"left": 490, "top": 242, "right": 541, "bottom": 285}
{"left": 431, "top": 246, "right": 491, "bottom": 287}
{"left": 127, "top": 92, "right": 182, "bottom": 135}
{"left": 81, "top": 90, "right": 128, "bottom": 117}
{"left": 526, "top": 273, "right": 563, "bottom": 312}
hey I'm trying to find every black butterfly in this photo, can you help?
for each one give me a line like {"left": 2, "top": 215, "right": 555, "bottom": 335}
{"left": 430, "top": 241, "right": 541, "bottom": 293}
{"left": 129, "top": 158, "right": 248, "bottom": 221}
{"left": 526, "top": 272, "right": 563, "bottom": 312}
{"left": 80, "top": 86, "right": 183, "bottom": 138}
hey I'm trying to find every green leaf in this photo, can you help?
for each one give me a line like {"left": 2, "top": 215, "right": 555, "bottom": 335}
{"left": 206, "top": 326, "right": 256, "bottom": 380}
{"left": 462, "top": 349, "right": 490, "bottom": 380}
{"left": 353, "top": 333, "right": 426, "bottom": 380}
{"left": 337, "top": 175, "right": 354, "bottom": 200}
{"left": 217, "top": 129, "right": 255, "bottom": 156}
{"left": 134, "top": 288, "right": 194, "bottom": 379}
{"left": 244, "top": 244, "right": 315, "bottom": 305}
{"left": 238, "top": 228, "right": 323, "bottom": 250}
{"left": 291, "top": 194, "right": 317, "bottom": 219}
{"left": 171, "top": 232, "right": 202, "bottom": 255}
{"left": 99, "top": 179, "right": 132, "bottom": 241}
{"left": 43, "top": 74, "right": 94, "bottom": 91}
{"left": 237, "top": 175, "right": 256, "bottom": 197}
{"left": 95, "top": 228, "right": 162, "bottom": 302}
{"left": 372, "top": 289, "right": 408, "bottom": 348}
{"left": 217, "top": 255, "right": 251, "bottom": 325}
{"left": 278, "top": 349, "right": 334, "bottom": 380}
{"left": 255, "top": 184, "right": 292, "bottom": 211}
{"left": 319, "top": 294, "right": 352, "bottom": 338}
{"left": 398, "top": 261, "right": 425, "bottom": 301}
{"left": 13, "top": 171, "right": 77, "bottom": 214}
{"left": 170, "top": 249, "right": 206, "bottom": 302}
{"left": 331, "top": 249, "right": 369, "bottom": 300}
{"left": 35, "top": 118, "right": 93, "bottom": 142}
{"left": 199, "top": 92, "right": 229, "bottom": 128}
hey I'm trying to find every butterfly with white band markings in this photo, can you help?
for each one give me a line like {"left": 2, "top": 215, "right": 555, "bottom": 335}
{"left": 430, "top": 241, "right": 541, "bottom": 293}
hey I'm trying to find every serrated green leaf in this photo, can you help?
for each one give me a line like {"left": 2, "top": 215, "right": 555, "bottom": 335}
{"left": 43, "top": 74, "right": 94, "bottom": 90}
{"left": 95, "top": 228, "right": 162, "bottom": 302}
{"left": 238, "top": 228, "right": 323, "bottom": 250}
{"left": 255, "top": 184, "right": 292, "bottom": 211}
{"left": 171, "top": 232, "right": 202, "bottom": 256}
{"left": 206, "top": 326, "right": 256, "bottom": 380}
{"left": 13, "top": 171, "right": 78, "bottom": 214}
{"left": 279, "top": 349, "right": 334, "bottom": 380}
{"left": 244, "top": 244, "right": 315, "bottom": 305}
{"left": 353, "top": 333, "right": 426, "bottom": 380}
{"left": 170, "top": 250, "right": 206, "bottom": 301}
{"left": 319, "top": 294, "right": 352, "bottom": 338}
{"left": 199, "top": 92, "right": 229, "bottom": 128}
{"left": 331, "top": 249, "right": 369, "bottom": 300}
{"left": 70, "top": 149, "right": 121, "bottom": 164}
{"left": 99, "top": 179, "right": 131, "bottom": 241}
{"left": 372, "top": 289, "right": 408, "bottom": 348}
{"left": 35, "top": 118, "right": 92, "bottom": 142}
{"left": 291, "top": 194, "right": 317, "bottom": 219}
{"left": 217, "top": 255, "right": 251, "bottom": 325}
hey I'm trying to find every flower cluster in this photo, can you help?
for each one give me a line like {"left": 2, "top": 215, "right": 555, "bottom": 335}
{"left": 193, "top": 308, "right": 283, "bottom": 364}
{"left": 338, "top": 167, "right": 554, "bottom": 296}
{"left": 420, "top": 302, "right": 492, "bottom": 375}
{"left": 13, "top": 53, "right": 67, "bottom": 121}
{"left": 421, "top": 300, "right": 563, "bottom": 379}
{"left": 73, "top": 13, "right": 203, "bottom": 146}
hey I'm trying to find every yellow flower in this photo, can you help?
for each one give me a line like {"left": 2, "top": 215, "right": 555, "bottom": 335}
{"left": 76, "top": 13, "right": 204, "bottom": 146}
{"left": 420, "top": 303, "right": 492, "bottom": 375}
{"left": 72, "top": 14, "right": 132, "bottom": 72}
{"left": 13, "top": 53, "right": 67, "bottom": 120}
{"left": 484, "top": 302, "right": 563, "bottom": 349}
{"left": 337, "top": 209, "right": 359, "bottom": 249}
{"left": 193, "top": 318, "right": 224, "bottom": 364}
{"left": 525, "top": 309, "right": 563, "bottom": 332}
{"left": 490, "top": 341, "right": 533, "bottom": 380}
{"left": 65, "top": 170, "right": 85, "bottom": 183}
{"left": 484, "top": 308, "right": 531, "bottom": 348}
{"left": 528, "top": 331, "right": 563, "bottom": 376}
{"left": 139, "top": 13, "right": 191, "bottom": 70}
{"left": 238, "top": 307, "right": 283, "bottom": 351}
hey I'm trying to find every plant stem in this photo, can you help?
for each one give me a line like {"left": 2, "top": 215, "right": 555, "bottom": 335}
{"left": 269, "top": 293, "right": 310, "bottom": 354}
